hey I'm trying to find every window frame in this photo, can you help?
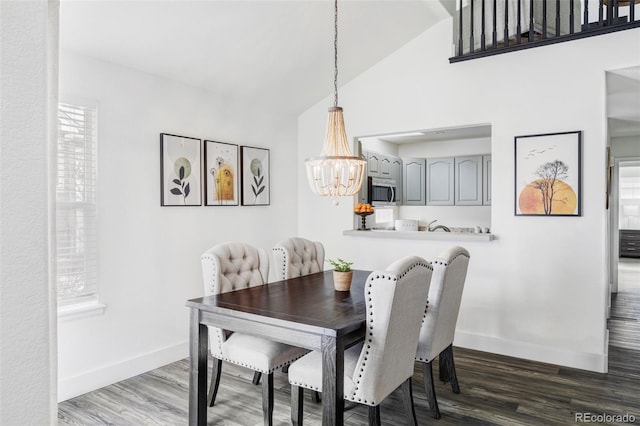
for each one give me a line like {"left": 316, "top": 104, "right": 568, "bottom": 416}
{"left": 55, "top": 98, "right": 105, "bottom": 320}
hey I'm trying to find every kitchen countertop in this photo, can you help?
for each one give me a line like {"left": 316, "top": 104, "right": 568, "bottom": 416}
{"left": 343, "top": 229, "right": 494, "bottom": 241}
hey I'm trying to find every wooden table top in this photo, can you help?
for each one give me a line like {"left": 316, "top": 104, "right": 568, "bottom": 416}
{"left": 186, "top": 269, "right": 371, "bottom": 336}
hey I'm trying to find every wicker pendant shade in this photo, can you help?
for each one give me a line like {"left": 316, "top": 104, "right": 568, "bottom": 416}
{"left": 305, "top": 107, "right": 366, "bottom": 198}
{"left": 304, "top": 0, "right": 365, "bottom": 200}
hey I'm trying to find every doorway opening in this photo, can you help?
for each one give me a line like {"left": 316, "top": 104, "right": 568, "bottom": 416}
{"left": 606, "top": 66, "right": 640, "bottom": 355}
{"left": 616, "top": 161, "right": 640, "bottom": 293}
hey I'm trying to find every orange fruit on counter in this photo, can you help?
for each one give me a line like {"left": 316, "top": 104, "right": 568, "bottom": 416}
{"left": 354, "top": 203, "right": 374, "bottom": 214}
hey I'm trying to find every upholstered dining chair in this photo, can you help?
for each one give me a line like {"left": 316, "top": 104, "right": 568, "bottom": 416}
{"left": 415, "top": 246, "right": 470, "bottom": 419}
{"left": 288, "top": 256, "right": 434, "bottom": 426}
{"left": 200, "top": 242, "right": 309, "bottom": 426}
{"left": 271, "top": 237, "right": 324, "bottom": 403}
{"left": 272, "top": 237, "right": 325, "bottom": 281}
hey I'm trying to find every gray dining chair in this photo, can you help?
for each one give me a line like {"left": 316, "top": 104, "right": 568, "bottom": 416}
{"left": 201, "top": 242, "right": 308, "bottom": 426}
{"left": 272, "top": 237, "right": 325, "bottom": 281}
{"left": 415, "top": 246, "right": 470, "bottom": 419}
{"left": 288, "top": 256, "right": 434, "bottom": 426}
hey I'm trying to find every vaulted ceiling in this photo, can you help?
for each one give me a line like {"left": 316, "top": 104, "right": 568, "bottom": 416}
{"left": 60, "top": 1, "right": 451, "bottom": 118}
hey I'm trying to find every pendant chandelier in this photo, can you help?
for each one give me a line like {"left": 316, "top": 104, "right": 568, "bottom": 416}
{"left": 305, "top": 0, "right": 366, "bottom": 202}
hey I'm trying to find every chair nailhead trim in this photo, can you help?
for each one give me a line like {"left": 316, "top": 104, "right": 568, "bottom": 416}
{"left": 217, "top": 351, "right": 305, "bottom": 374}
{"left": 273, "top": 247, "right": 288, "bottom": 280}
{"left": 434, "top": 251, "right": 470, "bottom": 267}
{"left": 348, "top": 260, "right": 432, "bottom": 403}
{"left": 289, "top": 380, "right": 320, "bottom": 391}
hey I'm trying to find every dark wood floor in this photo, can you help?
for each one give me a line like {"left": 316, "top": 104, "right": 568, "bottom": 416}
{"left": 59, "top": 284, "right": 640, "bottom": 425}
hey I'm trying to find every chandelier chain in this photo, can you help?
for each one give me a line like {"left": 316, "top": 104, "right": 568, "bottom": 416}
{"left": 333, "top": 0, "right": 338, "bottom": 107}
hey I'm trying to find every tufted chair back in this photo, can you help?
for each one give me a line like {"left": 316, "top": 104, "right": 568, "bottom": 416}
{"left": 347, "top": 256, "right": 433, "bottom": 405}
{"left": 272, "top": 237, "right": 324, "bottom": 281}
{"left": 201, "top": 242, "right": 269, "bottom": 357}
{"left": 416, "top": 246, "right": 470, "bottom": 363}
{"left": 201, "top": 242, "right": 269, "bottom": 296}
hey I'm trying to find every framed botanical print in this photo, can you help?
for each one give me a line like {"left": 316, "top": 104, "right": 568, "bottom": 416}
{"left": 160, "top": 133, "right": 202, "bottom": 206}
{"left": 514, "top": 131, "right": 582, "bottom": 216}
{"left": 240, "top": 146, "right": 270, "bottom": 206}
{"left": 204, "top": 140, "right": 239, "bottom": 206}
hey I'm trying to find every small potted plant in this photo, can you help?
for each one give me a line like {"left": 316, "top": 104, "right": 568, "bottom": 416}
{"left": 327, "top": 258, "right": 354, "bottom": 291}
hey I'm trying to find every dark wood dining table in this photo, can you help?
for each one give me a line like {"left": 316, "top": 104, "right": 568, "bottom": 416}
{"left": 185, "top": 269, "right": 371, "bottom": 426}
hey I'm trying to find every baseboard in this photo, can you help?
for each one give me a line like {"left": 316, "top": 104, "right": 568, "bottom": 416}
{"left": 454, "top": 331, "right": 608, "bottom": 373}
{"left": 58, "top": 341, "right": 188, "bottom": 402}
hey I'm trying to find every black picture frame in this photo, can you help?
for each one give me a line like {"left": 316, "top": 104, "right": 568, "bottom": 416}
{"left": 160, "top": 133, "right": 202, "bottom": 206}
{"left": 240, "top": 146, "right": 270, "bottom": 206}
{"left": 204, "top": 140, "right": 239, "bottom": 206}
{"left": 514, "top": 130, "right": 582, "bottom": 216}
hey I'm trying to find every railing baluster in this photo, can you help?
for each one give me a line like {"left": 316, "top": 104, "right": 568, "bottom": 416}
{"left": 542, "top": 0, "right": 548, "bottom": 38}
{"left": 570, "top": 0, "right": 575, "bottom": 33}
{"left": 458, "top": 0, "right": 463, "bottom": 56}
{"left": 607, "top": 0, "right": 613, "bottom": 25}
{"left": 583, "top": 0, "right": 589, "bottom": 29}
{"left": 556, "top": 0, "right": 561, "bottom": 36}
{"left": 599, "top": 0, "right": 604, "bottom": 27}
{"left": 492, "top": 0, "right": 497, "bottom": 48}
{"left": 470, "top": 0, "right": 475, "bottom": 53}
{"left": 504, "top": 0, "right": 510, "bottom": 47}
{"left": 517, "top": 0, "right": 522, "bottom": 44}
{"left": 529, "top": 0, "right": 535, "bottom": 41}
{"left": 481, "top": 0, "right": 486, "bottom": 50}
{"left": 631, "top": 0, "right": 636, "bottom": 22}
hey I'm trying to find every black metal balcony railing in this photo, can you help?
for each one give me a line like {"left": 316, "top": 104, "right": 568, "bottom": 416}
{"left": 451, "top": 0, "right": 640, "bottom": 62}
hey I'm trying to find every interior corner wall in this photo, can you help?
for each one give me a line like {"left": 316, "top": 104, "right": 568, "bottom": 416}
{"left": 611, "top": 136, "right": 640, "bottom": 157}
{"left": 1, "top": 0, "right": 58, "bottom": 423}
{"left": 57, "top": 51, "right": 299, "bottom": 401}
{"left": 297, "top": 19, "right": 640, "bottom": 372}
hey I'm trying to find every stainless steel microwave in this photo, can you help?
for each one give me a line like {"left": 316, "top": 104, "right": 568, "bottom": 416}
{"left": 368, "top": 177, "right": 397, "bottom": 206}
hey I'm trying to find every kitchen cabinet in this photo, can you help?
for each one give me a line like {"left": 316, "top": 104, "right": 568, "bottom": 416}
{"left": 403, "top": 158, "right": 426, "bottom": 205}
{"left": 366, "top": 151, "right": 396, "bottom": 179}
{"left": 362, "top": 150, "right": 402, "bottom": 204}
{"left": 367, "top": 151, "right": 381, "bottom": 177}
{"left": 455, "top": 155, "right": 483, "bottom": 206}
{"left": 620, "top": 230, "right": 640, "bottom": 258}
{"left": 483, "top": 155, "right": 492, "bottom": 205}
{"left": 426, "top": 157, "right": 454, "bottom": 205}
{"left": 380, "top": 156, "right": 392, "bottom": 178}
{"left": 392, "top": 158, "right": 403, "bottom": 204}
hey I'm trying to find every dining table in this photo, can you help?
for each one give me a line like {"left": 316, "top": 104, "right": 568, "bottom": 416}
{"left": 185, "top": 269, "right": 372, "bottom": 426}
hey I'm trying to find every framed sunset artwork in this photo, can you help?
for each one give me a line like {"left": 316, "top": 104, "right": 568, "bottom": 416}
{"left": 514, "top": 131, "right": 582, "bottom": 216}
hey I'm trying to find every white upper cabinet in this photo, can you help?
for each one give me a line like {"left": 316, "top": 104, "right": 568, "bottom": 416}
{"left": 403, "top": 158, "right": 426, "bottom": 205}
{"left": 392, "top": 158, "right": 403, "bottom": 204}
{"left": 483, "top": 154, "right": 492, "bottom": 205}
{"left": 380, "top": 156, "right": 392, "bottom": 178}
{"left": 455, "top": 155, "right": 483, "bottom": 205}
{"left": 426, "top": 157, "right": 455, "bottom": 205}
{"left": 367, "top": 152, "right": 381, "bottom": 177}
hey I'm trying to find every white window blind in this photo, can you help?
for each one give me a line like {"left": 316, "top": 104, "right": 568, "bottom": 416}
{"left": 56, "top": 101, "right": 98, "bottom": 303}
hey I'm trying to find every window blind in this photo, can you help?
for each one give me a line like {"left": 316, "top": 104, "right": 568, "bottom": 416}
{"left": 56, "top": 102, "right": 98, "bottom": 302}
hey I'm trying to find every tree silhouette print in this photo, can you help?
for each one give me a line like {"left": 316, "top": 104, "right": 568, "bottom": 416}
{"left": 533, "top": 160, "right": 569, "bottom": 215}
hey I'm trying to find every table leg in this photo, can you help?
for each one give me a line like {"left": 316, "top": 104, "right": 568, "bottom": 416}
{"left": 189, "top": 309, "right": 208, "bottom": 426}
{"left": 321, "top": 335, "right": 344, "bottom": 426}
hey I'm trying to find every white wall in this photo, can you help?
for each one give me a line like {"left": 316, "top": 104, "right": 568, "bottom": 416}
{"left": 611, "top": 136, "right": 640, "bottom": 157}
{"left": 0, "top": 0, "right": 58, "bottom": 423}
{"left": 298, "top": 19, "right": 640, "bottom": 372}
{"left": 57, "top": 52, "right": 299, "bottom": 400}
